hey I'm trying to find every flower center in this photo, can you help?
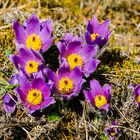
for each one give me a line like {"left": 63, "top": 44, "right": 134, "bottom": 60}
{"left": 90, "top": 33, "right": 99, "bottom": 41}
{"left": 136, "top": 95, "right": 140, "bottom": 103}
{"left": 27, "top": 89, "right": 42, "bottom": 105}
{"left": 67, "top": 54, "right": 83, "bottom": 70}
{"left": 110, "top": 131, "right": 116, "bottom": 136}
{"left": 25, "top": 60, "right": 39, "bottom": 74}
{"left": 58, "top": 77, "right": 74, "bottom": 94}
{"left": 94, "top": 95, "right": 107, "bottom": 108}
{"left": 26, "top": 34, "right": 42, "bottom": 50}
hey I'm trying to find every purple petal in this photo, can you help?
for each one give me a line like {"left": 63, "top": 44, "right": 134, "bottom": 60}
{"left": 83, "top": 90, "right": 94, "bottom": 105}
{"left": 65, "top": 33, "right": 73, "bottom": 42}
{"left": 15, "top": 88, "right": 26, "bottom": 102}
{"left": 103, "top": 84, "right": 111, "bottom": 101}
{"left": 91, "top": 36, "right": 108, "bottom": 47}
{"left": 84, "top": 31, "right": 92, "bottom": 44}
{"left": 89, "top": 16, "right": 99, "bottom": 33}
{"left": 41, "top": 37, "right": 54, "bottom": 52}
{"left": 90, "top": 79, "right": 103, "bottom": 97}
{"left": 9, "top": 74, "right": 19, "bottom": 85}
{"left": 134, "top": 84, "right": 140, "bottom": 98}
{"left": 66, "top": 41, "right": 81, "bottom": 56}
{"left": 70, "top": 67, "right": 82, "bottom": 84}
{"left": 56, "top": 41, "right": 66, "bottom": 57}
{"left": 99, "top": 103, "right": 109, "bottom": 111}
{"left": 83, "top": 59, "right": 100, "bottom": 77}
{"left": 9, "top": 54, "right": 20, "bottom": 69}
{"left": 46, "top": 68, "right": 58, "bottom": 83}
{"left": 31, "top": 49, "right": 44, "bottom": 63}
{"left": 58, "top": 67, "right": 70, "bottom": 79}
{"left": 41, "top": 84, "right": 52, "bottom": 99}
{"left": 97, "top": 20, "right": 110, "bottom": 36}
{"left": 40, "top": 97, "right": 55, "bottom": 108}
{"left": 26, "top": 14, "right": 40, "bottom": 35}
{"left": 18, "top": 71, "right": 31, "bottom": 93}
{"left": 78, "top": 45, "right": 98, "bottom": 63}
{"left": 31, "top": 78, "right": 45, "bottom": 90}
{"left": 2, "top": 93, "right": 11, "bottom": 103}
{"left": 13, "top": 21, "right": 27, "bottom": 44}
{"left": 18, "top": 48, "right": 33, "bottom": 61}
{"left": 39, "top": 20, "right": 52, "bottom": 43}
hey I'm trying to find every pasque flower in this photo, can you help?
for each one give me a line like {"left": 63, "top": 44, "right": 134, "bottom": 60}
{"left": 46, "top": 66, "right": 84, "bottom": 100}
{"left": 13, "top": 14, "right": 54, "bottom": 52}
{"left": 83, "top": 79, "right": 111, "bottom": 111}
{"left": 15, "top": 71, "right": 55, "bottom": 114}
{"left": 105, "top": 121, "right": 120, "bottom": 140}
{"left": 2, "top": 92, "right": 18, "bottom": 113}
{"left": 57, "top": 33, "right": 100, "bottom": 77}
{"left": 134, "top": 83, "right": 140, "bottom": 107}
{"left": 84, "top": 16, "right": 111, "bottom": 48}
{"left": 9, "top": 47, "right": 44, "bottom": 76}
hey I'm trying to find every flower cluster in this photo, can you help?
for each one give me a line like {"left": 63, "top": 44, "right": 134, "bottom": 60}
{"left": 2, "top": 15, "right": 112, "bottom": 115}
{"left": 2, "top": 12, "right": 140, "bottom": 140}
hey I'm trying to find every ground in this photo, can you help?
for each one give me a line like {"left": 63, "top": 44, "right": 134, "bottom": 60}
{"left": 0, "top": 0, "right": 140, "bottom": 140}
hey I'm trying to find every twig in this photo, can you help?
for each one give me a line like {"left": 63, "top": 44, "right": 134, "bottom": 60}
{"left": 114, "top": 104, "right": 133, "bottom": 128}
{"left": 22, "top": 127, "right": 33, "bottom": 140}
{"left": 0, "top": 24, "right": 12, "bottom": 30}
{"left": 0, "top": 123, "right": 21, "bottom": 130}
{"left": 93, "top": 0, "right": 102, "bottom": 15}
{"left": 83, "top": 101, "right": 88, "bottom": 140}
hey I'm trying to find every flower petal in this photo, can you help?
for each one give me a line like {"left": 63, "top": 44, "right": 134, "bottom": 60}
{"left": 83, "top": 59, "right": 100, "bottom": 77}
{"left": 83, "top": 90, "right": 94, "bottom": 106}
{"left": 103, "top": 84, "right": 111, "bottom": 101}
{"left": 90, "top": 79, "right": 103, "bottom": 96}
{"left": 26, "top": 14, "right": 40, "bottom": 35}
{"left": 41, "top": 37, "right": 54, "bottom": 52}
{"left": 70, "top": 67, "right": 82, "bottom": 84}
{"left": 39, "top": 20, "right": 52, "bottom": 43}
{"left": 13, "top": 21, "right": 27, "bottom": 44}
{"left": 97, "top": 20, "right": 110, "bottom": 36}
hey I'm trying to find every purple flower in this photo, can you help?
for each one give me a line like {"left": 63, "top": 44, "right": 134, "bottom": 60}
{"left": 46, "top": 67, "right": 84, "bottom": 100}
{"left": 83, "top": 79, "right": 111, "bottom": 111}
{"left": 57, "top": 33, "right": 100, "bottom": 77}
{"left": 13, "top": 14, "right": 54, "bottom": 52}
{"left": 134, "top": 84, "right": 140, "bottom": 107}
{"left": 84, "top": 16, "right": 112, "bottom": 48}
{"left": 9, "top": 74, "right": 19, "bottom": 85}
{"left": 15, "top": 71, "right": 55, "bottom": 114}
{"left": 105, "top": 121, "right": 120, "bottom": 140}
{"left": 2, "top": 93, "right": 18, "bottom": 113}
{"left": 9, "top": 47, "right": 44, "bottom": 77}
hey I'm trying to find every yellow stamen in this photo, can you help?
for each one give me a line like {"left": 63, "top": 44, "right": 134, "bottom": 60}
{"left": 59, "top": 77, "right": 74, "bottom": 94}
{"left": 136, "top": 95, "right": 140, "bottom": 103}
{"left": 110, "top": 132, "right": 116, "bottom": 136}
{"left": 26, "top": 34, "right": 42, "bottom": 50}
{"left": 25, "top": 60, "right": 39, "bottom": 74}
{"left": 67, "top": 54, "right": 83, "bottom": 70}
{"left": 90, "top": 33, "right": 99, "bottom": 41}
{"left": 95, "top": 95, "right": 107, "bottom": 108}
{"left": 27, "top": 89, "right": 42, "bottom": 105}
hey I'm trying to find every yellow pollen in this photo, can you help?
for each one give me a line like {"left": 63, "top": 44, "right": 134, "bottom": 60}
{"left": 26, "top": 34, "right": 42, "bottom": 50}
{"left": 67, "top": 54, "right": 83, "bottom": 70}
{"left": 94, "top": 95, "right": 107, "bottom": 108}
{"left": 110, "top": 132, "right": 116, "bottom": 136}
{"left": 58, "top": 77, "right": 74, "bottom": 94}
{"left": 136, "top": 95, "right": 140, "bottom": 103}
{"left": 27, "top": 89, "right": 42, "bottom": 105}
{"left": 25, "top": 60, "right": 39, "bottom": 74}
{"left": 90, "top": 33, "right": 99, "bottom": 41}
